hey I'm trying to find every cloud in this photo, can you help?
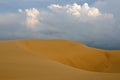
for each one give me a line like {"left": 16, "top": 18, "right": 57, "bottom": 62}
{"left": 48, "top": 3, "right": 101, "bottom": 17}
{"left": 48, "top": 4, "right": 62, "bottom": 9}
{"left": 18, "top": 8, "right": 40, "bottom": 28}
{"left": 25, "top": 8, "right": 40, "bottom": 27}
{"left": 18, "top": 9, "right": 23, "bottom": 13}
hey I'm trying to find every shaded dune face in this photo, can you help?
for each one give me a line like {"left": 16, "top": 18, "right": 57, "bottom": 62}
{"left": 17, "top": 40, "right": 120, "bottom": 73}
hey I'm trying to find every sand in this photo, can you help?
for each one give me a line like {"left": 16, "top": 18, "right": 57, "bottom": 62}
{"left": 0, "top": 40, "right": 120, "bottom": 80}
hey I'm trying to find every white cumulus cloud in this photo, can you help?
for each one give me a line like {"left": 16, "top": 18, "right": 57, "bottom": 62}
{"left": 18, "top": 8, "right": 40, "bottom": 28}
{"left": 18, "top": 9, "right": 23, "bottom": 13}
{"left": 25, "top": 8, "right": 40, "bottom": 27}
{"left": 48, "top": 4, "right": 62, "bottom": 9}
{"left": 49, "top": 3, "right": 101, "bottom": 17}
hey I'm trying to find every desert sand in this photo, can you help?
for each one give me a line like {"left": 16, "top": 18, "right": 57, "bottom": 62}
{"left": 0, "top": 40, "right": 120, "bottom": 80}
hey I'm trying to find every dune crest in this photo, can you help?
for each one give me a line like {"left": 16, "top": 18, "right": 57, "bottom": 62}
{"left": 17, "top": 40, "right": 120, "bottom": 73}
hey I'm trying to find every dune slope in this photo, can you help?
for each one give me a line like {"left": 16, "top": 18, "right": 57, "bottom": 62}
{"left": 0, "top": 40, "right": 120, "bottom": 80}
{"left": 17, "top": 40, "right": 120, "bottom": 73}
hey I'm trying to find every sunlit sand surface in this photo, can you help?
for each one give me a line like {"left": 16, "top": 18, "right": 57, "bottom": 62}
{"left": 0, "top": 40, "right": 120, "bottom": 80}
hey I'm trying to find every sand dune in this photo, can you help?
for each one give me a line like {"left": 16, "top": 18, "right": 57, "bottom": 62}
{"left": 0, "top": 40, "right": 120, "bottom": 80}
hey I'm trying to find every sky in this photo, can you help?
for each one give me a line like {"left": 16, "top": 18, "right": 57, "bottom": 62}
{"left": 0, "top": 0, "right": 120, "bottom": 50}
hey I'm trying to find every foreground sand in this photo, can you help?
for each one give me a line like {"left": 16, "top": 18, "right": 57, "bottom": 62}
{"left": 0, "top": 40, "right": 120, "bottom": 80}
